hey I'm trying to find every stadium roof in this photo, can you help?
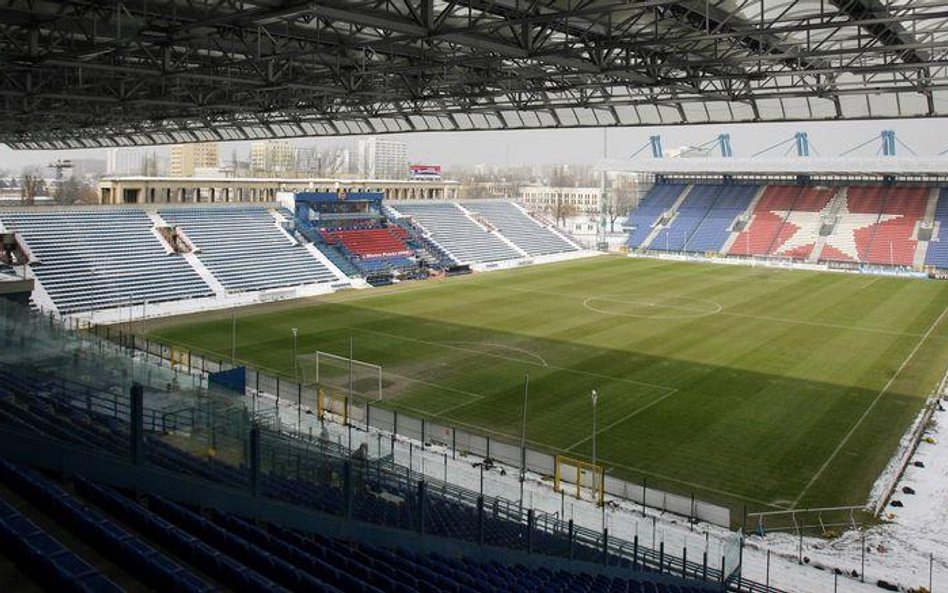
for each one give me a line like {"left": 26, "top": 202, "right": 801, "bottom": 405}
{"left": 600, "top": 156, "right": 948, "bottom": 177}
{"left": 4, "top": 1, "right": 948, "bottom": 149}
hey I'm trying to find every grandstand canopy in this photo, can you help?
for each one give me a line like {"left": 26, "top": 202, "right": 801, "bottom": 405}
{"left": 601, "top": 157, "right": 948, "bottom": 179}
{"left": 4, "top": 1, "right": 948, "bottom": 149}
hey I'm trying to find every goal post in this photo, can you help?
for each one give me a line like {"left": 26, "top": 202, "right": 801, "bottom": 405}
{"left": 297, "top": 350, "right": 382, "bottom": 401}
{"left": 554, "top": 455, "right": 604, "bottom": 506}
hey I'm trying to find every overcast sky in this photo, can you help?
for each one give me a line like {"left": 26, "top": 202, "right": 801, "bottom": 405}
{"left": 2, "top": 118, "right": 948, "bottom": 172}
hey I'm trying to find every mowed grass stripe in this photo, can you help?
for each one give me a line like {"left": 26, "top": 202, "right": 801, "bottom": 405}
{"left": 149, "top": 257, "right": 948, "bottom": 514}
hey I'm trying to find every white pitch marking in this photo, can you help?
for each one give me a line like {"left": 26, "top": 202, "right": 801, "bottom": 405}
{"left": 564, "top": 387, "right": 681, "bottom": 452}
{"left": 440, "top": 340, "right": 549, "bottom": 367}
{"left": 791, "top": 300, "right": 948, "bottom": 509}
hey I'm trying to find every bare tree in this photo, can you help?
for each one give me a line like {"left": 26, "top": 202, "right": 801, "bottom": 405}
{"left": 56, "top": 177, "right": 98, "bottom": 205}
{"left": 548, "top": 196, "right": 577, "bottom": 227}
{"left": 20, "top": 167, "right": 45, "bottom": 206}
{"left": 606, "top": 179, "right": 639, "bottom": 233}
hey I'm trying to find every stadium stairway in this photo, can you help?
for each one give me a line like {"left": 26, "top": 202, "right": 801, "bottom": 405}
{"left": 924, "top": 188, "right": 948, "bottom": 269}
{"left": 0, "top": 209, "right": 215, "bottom": 315}
{"left": 862, "top": 187, "right": 928, "bottom": 267}
{"left": 683, "top": 185, "right": 758, "bottom": 253}
{"left": 455, "top": 203, "right": 530, "bottom": 258}
{"left": 625, "top": 184, "right": 688, "bottom": 250}
{"left": 461, "top": 201, "right": 579, "bottom": 256}
{"left": 647, "top": 185, "right": 724, "bottom": 252}
{"left": 726, "top": 185, "right": 803, "bottom": 257}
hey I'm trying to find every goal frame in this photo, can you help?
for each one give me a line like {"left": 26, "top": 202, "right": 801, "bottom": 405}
{"left": 554, "top": 454, "right": 604, "bottom": 506}
{"left": 298, "top": 350, "right": 383, "bottom": 401}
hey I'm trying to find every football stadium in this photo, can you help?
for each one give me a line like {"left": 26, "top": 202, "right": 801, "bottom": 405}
{"left": 4, "top": 2, "right": 948, "bottom": 593}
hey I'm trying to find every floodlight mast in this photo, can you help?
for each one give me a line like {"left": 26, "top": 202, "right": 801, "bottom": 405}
{"left": 591, "top": 388, "right": 600, "bottom": 507}
{"left": 291, "top": 328, "right": 299, "bottom": 382}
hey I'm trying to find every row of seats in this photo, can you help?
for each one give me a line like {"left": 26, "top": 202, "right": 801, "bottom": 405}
{"left": 0, "top": 210, "right": 213, "bottom": 313}
{"left": 647, "top": 185, "right": 757, "bottom": 253}
{"left": 628, "top": 183, "right": 945, "bottom": 268}
{"left": 392, "top": 202, "right": 522, "bottom": 263}
{"left": 0, "top": 461, "right": 213, "bottom": 593}
{"left": 1, "top": 464, "right": 714, "bottom": 593}
{"left": 0, "top": 490, "right": 122, "bottom": 593}
{"left": 926, "top": 190, "right": 948, "bottom": 268}
{"left": 625, "top": 184, "right": 687, "bottom": 249}
{"left": 461, "top": 202, "right": 577, "bottom": 256}
{"left": 160, "top": 207, "right": 339, "bottom": 292}
{"left": 322, "top": 227, "right": 412, "bottom": 259}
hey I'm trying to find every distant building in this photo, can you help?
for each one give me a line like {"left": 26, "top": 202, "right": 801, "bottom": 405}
{"left": 98, "top": 176, "right": 461, "bottom": 204}
{"left": 518, "top": 186, "right": 601, "bottom": 214}
{"left": 170, "top": 143, "right": 220, "bottom": 177}
{"left": 358, "top": 137, "right": 407, "bottom": 180}
{"left": 250, "top": 140, "right": 297, "bottom": 175}
{"left": 69, "top": 158, "right": 107, "bottom": 178}
{"left": 106, "top": 148, "right": 161, "bottom": 176}
{"left": 295, "top": 147, "right": 321, "bottom": 175}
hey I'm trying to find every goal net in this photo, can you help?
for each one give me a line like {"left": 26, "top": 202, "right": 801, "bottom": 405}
{"left": 297, "top": 350, "right": 382, "bottom": 401}
{"left": 554, "top": 455, "right": 604, "bottom": 505}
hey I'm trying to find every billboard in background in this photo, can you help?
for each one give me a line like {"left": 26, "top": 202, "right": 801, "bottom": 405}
{"left": 409, "top": 165, "right": 442, "bottom": 180}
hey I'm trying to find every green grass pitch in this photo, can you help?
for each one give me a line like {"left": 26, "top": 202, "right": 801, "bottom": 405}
{"left": 148, "top": 256, "right": 948, "bottom": 516}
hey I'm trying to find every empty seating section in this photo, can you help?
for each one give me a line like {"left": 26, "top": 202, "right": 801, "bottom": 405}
{"left": 626, "top": 183, "right": 936, "bottom": 266}
{"left": 0, "top": 462, "right": 718, "bottom": 593}
{"left": 160, "top": 208, "right": 337, "bottom": 291}
{"left": 322, "top": 228, "right": 411, "bottom": 258}
{"left": 650, "top": 185, "right": 724, "bottom": 252}
{"left": 0, "top": 210, "right": 212, "bottom": 313}
{"left": 0, "top": 492, "right": 123, "bottom": 593}
{"left": 728, "top": 185, "right": 799, "bottom": 256}
{"left": 393, "top": 202, "right": 521, "bottom": 263}
{"left": 863, "top": 187, "right": 927, "bottom": 266}
{"left": 321, "top": 227, "right": 414, "bottom": 275}
{"left": 0, "top": 462, "right": 214, "bottom": 593}
{"left": 824, "top": 186, "right": 887, "bottom": 262}
{"left": 684, "top": 185, "right": 757, "bottom": 253}
{"left": 462, "top": 201, "right": 577, "bottom": 256}
{"left": 771, "top": 188, "right": 835, "bottom": 259}
{"left": 926, "top": 190, "right": 948, "bottom": 268}
{"left": 625, "top": 184, "right": 686, "bottom": 249}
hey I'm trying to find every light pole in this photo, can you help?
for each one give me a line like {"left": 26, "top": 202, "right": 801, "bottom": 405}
{"left": 591, "top": 388, "right": 600, "bottom": 507}
{"left": 291, "top": 328, "right": 299, "bottom": 382}
{"left": 291, "top": 327, "right": 299, "bottom": 431}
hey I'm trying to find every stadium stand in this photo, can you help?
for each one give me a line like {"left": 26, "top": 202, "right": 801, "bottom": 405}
{"left": 0, "top": 209, "right": 213, "bottom": 314}
{"left": 862, "top": 187, "right": 928, "bottom": 266}
{"left": 320, "top": 226, "right": 415, "bottom": 277}
{"left": 0, "top": 302, "right": 725, "bottom": 593}
{"left": 159, "top": 207, "right": 338, "bottom": 292}
{"left": 820, "top": 186, "right": 888, "bottom": 262}
{"left": 625, "top": 183, "right": 687, "bottom": 249}
{"left": 0, "top": 494, "right": 124, "bottom": 593}
{"left": 727, "top": 185, "right": 800, "bottom": 257}
{"left": 648, "top": 184, "right": 717, "bottom": 252}
{"left": 391, "top": 202, "right": 522, "bottom": 263}
{"left": 461, "top": 201, "right": 578, "bottom": 256}
{"left": 683, "top": 185, "right": 758, "bottom": 253}
{"left": 925, "top": 189, "right": 948, "bottom": 269}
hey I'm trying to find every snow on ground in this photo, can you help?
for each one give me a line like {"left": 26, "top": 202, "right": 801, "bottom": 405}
{"left": 244, "top": 387, "right": 948, "bottom": 592}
